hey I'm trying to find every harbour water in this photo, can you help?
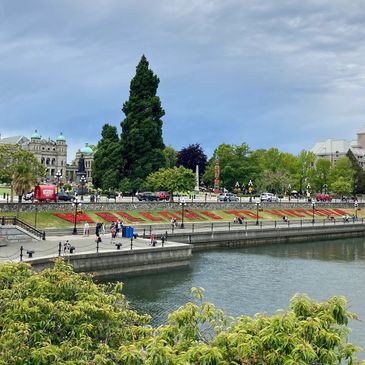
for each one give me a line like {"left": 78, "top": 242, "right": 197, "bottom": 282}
{"left": 120, "top": 237, "right": 365, "bottom": 356}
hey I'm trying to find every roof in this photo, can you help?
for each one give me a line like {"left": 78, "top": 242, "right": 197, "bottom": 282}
{"left": 31, "top": 130, "right": 41, "bottom": 139}
{"left": 80, "top": 143, "right": 93, "bottom": 155}
{"left": 56, "top": 132, "right": 66, "bottom": 141}
{"left": 311, "top": 138, "right": 365, "bottom": 156}
{"left": 0, "top": 135, "right": 29, "bottom": 145}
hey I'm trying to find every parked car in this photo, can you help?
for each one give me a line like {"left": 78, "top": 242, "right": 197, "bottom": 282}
{"left": 136, "top": 192, "right": 160, "bottom": 201}
{"left": 23, "top": 191, "right": 34, "bottom": 201}
{"left": 57, "top": 191, "right": 74, "bottom": 201}
{"left": 218, "top": 192, "right": 239, "bottom": 202}
{"left": 315, "top": 194, "right": 332, "bottom": 202}
{"left": 156, "top": 191, "right": 171, "bottom": 201}
{"left": 260, "top": 192, "right": 278, "bottom": 202}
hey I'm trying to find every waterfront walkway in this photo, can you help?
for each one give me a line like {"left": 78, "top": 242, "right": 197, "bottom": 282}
{"left": 1, "top": 218, "right": 364, "bottom": 264}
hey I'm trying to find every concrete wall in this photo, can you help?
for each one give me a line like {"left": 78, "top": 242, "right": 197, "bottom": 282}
{"left": 167, "top": 224, "right": 365, "bottom": 251}
{"left": 0, "top": 201, "right": 359, "bottom": 213}
{"left": 28, "top": 244, "right": 192, "bottom": 279}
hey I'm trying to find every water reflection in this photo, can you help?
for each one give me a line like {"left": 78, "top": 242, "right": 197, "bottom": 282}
{"left": 120, "top": 237, "right": 365, "bottom": 357}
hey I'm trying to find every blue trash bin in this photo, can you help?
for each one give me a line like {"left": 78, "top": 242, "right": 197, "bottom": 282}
{"left": 125, "top": 226, "right": 134, "bottom": 238}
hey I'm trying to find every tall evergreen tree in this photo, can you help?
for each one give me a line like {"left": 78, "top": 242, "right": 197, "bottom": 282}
{"left": 120, "top": 55, "right": 165, "bottom": 190}
{"left": 91, "top": 124, "right": 121, "bottom": 190}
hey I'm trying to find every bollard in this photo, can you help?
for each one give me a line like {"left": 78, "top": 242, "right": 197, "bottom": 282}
{"left": 42, "top": 231, "right": 46, "bottom": 240}
{"left": 149, "top": 225, "right": 152, "bottom": 234}
{"left": 143, "top": 228, "right": 146, "bottom": 238}
{"left": 228, "top": 222, "right": 231, "bottom": 231}
{"left": 260, "top": 221, "right": 262, "bottom": 228}
{"left": 211, "top": 222, "right": 213, "bottom": 232}
{"left": 245, "top": 221, "right": 247, "bottom": 229}
{"left": 165, "top": 231, "right": 168, "bottom": 241}
{"left": 20, "top": 245, "right": 23, "bottom": 262}
{"left": 58, "top": 242, "right": 62, "bottom": 256}
{"left": 26, "top": 250, "right": 34, "bottom": 258}
{"left": 192, "top": 223, "right": 195, "bottom": 233}
{"left": 161, "top": 235, "right": 165, "bottom": 247}
{"left": 274, "top": 221, "right": 277, "bottom": 228}
{"left": 130, "top": 238, "right": 133, "bottom": 250}
{"left": 96, "top": 240, "right": 99, "bottom": 253}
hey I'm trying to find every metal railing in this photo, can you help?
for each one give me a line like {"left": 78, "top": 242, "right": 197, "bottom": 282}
{"left": 1, "top": 216, "right": 45, "bottom": 240}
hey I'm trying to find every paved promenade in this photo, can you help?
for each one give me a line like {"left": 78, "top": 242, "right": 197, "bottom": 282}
{"left": 0, "top": 232, "right": 180, "bottom": 263}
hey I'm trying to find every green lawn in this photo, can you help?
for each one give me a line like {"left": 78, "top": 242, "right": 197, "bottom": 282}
{"left": 0, "top": 207, "right": 358, "bottom": 230}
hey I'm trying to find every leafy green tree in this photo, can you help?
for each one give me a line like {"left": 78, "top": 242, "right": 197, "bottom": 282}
{"left": 91, "top": 124, "right": 121, "bottom": 190}
{"left": 177, "top": 143, "right": 208, "bottom": 176}
{"left": 120, "top": 55, "right": 165, "bottom": 190}
{"left": 346, "top": 149, "right": 365, "bottom": 194}
{"left": 331, "top": 177, "right": 353, "bottom": 197}
{"left": 0, "top": 144, "right": 17, "bottom": 184}
{"left": 203, "top": 143, "right": 254, "bottom": 191}
{"left": 313, "top": 158, "right": 332, "bottom": 192}
{"left": 329, "top": 156, "right": 354, "bottom": 195}
{"left": 0, "top": 261, "right": 362, "bottom": 364}
{"left": 163, "top": 145, "right": 178, "bottom": 168}
{"left": 146, "top": 166, "right": 195, "bottom": 199}
{"left": 294, "top": 150, "right": 316, "bottom": 193}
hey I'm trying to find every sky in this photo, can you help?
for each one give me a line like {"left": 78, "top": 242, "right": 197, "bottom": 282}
{"left": 1, "top": 0, "right": 365, "bottom": 163}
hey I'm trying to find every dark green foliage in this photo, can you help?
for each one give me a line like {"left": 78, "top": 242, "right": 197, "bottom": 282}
{"left": 91, "top": 124, "right": 121, "bottom": 190}
{"left": 120, "top": 55, "right": 165, "bottom": 191}
{"left": 177, "top": 143, "right": 208, "bottom": 176}
{"left": 346, "top": 149, "right": 365, "bottom": 194}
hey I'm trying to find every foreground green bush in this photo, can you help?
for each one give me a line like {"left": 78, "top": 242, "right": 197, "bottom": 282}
{"left": 0, "top": 260, "right": 363, "bottom": 364}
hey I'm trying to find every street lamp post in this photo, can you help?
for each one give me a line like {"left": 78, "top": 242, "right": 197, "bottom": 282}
{"left": 180, "top": 198, "right": 186, "bottom": 228}
{"left": 312, "top": 202, "right": 315, "bottom": 224}
{"left": 288, "top": 183, "right": 291, "bottom": 201}
{"left": 256, "top": 202, "right": 260, "bottom": 225}
{"left": 55, "top": 170, "right": 62, "bottom": 194}
{"left": 323, "top": 184, "right": 328, "bottom": 195}
{"left": 72, "top": 198, "right": 81, "bottom": 234}
{"left": 248, "top": 180, "right": 253, "bottom": 203}
{"left": 354, "top": 201, "right": 359, "bottom": 219}
{"left": 80, "top": 175, "right": 86, "bottom": 201}
{"left": 307, "top": 183, "right": 311, "bottom": 202}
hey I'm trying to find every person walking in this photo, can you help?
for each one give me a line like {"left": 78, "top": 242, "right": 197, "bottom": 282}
{"left": 83, "top": 222, "right": 90, "bottom": 236}
{"left": 150, "top": 232, "right": 155, "bottom": 245}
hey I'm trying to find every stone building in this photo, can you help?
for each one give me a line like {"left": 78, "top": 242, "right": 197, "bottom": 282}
{"left": 0, "top": 130, "right": 67, "bottom": 181}
{"left": 311, "top": 126, "right": 365, "bottom": 167}
{"left": 0, "top": 131, "right": 95, "bottom": 184}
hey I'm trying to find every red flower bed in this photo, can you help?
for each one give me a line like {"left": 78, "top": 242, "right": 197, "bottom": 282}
{"left": 116, "top": 212, "right": 145, "bottom": 222}
{"left": 53, "top": 211, "right": 94, "bottom": 224}
{"left": 95, "top": 212, "right": 118, "bottom": 222}
{"left": 159, "top": 211, "right": 180, "bottom": 220}
{"left": 174, "top": 210, "right": 205, "bottom": 220}
{"left": 240, "top": 210, "right": 262, "bottom": 219}
{"left": 282, "top": 209, "right": 306, "bottom": 218}
{"left": 330, "top": 208, "right": 348, "bottom": 216}
{"left": 295, "top": 209, "right": 313, "bottom": 217}
{"left": 264, "top": 209, "right": 285, "bottom": 218}
{"left": 199, "top": 211, "right": 222, "bottom": 220}
{"left": 224, "top": 210, "right": 247, "bottom": 218}
{"left": 140, "top": 212, "right": 164, "bottom": 221}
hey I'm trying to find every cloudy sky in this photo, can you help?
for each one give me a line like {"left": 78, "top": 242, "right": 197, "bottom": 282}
{"left": 1, "top": 0, "right": 365, "bottom": 162}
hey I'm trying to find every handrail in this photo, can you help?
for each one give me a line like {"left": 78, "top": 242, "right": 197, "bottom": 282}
{"left": 1, "top": 216, "right": 45, "bottom": 240}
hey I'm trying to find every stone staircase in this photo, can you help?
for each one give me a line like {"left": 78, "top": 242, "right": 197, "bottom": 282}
{"left": 0, "top": 225, "right": 40, "bottom": 244}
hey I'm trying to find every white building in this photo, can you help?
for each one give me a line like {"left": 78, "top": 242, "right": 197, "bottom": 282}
{"left": 311, "top": 126, "right": 365, "bottom": 167}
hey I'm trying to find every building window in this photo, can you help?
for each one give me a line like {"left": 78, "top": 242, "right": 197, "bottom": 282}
{"left": 46, "top": 158, "right": 50, "bottom": 165}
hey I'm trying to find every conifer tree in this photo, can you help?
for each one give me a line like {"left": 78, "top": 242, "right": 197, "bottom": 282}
{"left": 91, "top": 124, "right": 121, "bottom": 190}
{"left": 120, "top": 55, "right": 165, "bottom": 191}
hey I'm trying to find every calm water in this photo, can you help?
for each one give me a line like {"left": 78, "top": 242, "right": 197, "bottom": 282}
{"left": 119, "top": 238, "right": 365, "bottom": 355}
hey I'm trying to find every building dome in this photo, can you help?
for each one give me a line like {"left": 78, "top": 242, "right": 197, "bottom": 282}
{"left": 80, "top": 143, "right": 93, "bottom": 155}
{"left": 31, "top": 130, "right": 41, "bottom": 139}
{"left": 56, "top": 132, "right": 66, "bottom": 142}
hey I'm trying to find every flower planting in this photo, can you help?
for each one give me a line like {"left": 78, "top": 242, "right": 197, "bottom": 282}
{"left": 95, "top": 212, "right": 119, "bottom": 222}
{"left": 140, "top": 212, "right": 164, "bottom": 221}
{"left": 199, "top": 211, "right": 222, "bottom": 220}
{"left": 116, "top": 212, "right": 145, "bottom": 222}
{"left": 53, "top": 211, "right": 94, "bottom": 224}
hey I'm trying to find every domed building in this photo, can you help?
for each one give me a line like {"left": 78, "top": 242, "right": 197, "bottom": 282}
{"left": 0, "top": 130, "right": 67, "bottom": 182}
{"left": 66, "top": 143, "right": 95, "bottom": 183}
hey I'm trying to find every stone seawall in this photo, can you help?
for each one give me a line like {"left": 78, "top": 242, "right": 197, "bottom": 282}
{"left": 28, "top": 244, "right": 192, "bottom": 279}
{"left": 0, "top": 201, "right": 359, "bottom": 213}
{"left": 166, "top": 224, "right": 365, "bottom": 251}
